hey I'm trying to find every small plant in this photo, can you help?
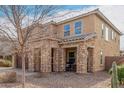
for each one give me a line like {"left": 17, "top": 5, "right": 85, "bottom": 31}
{"left": 4, "top": 59, "right": 12, "bottom": 67}
{"left": 111, "top": 62, "right": 119, "bottom": 88}
{"left": 118, "top": 65, "right": 124, "bottom": 84}
{"left": 0, "top": 59, "right": 12, "bottom": 67}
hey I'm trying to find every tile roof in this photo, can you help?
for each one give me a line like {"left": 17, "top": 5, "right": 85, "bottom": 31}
{"left": 59, "top": 32, "right": 96, "bottom": 44}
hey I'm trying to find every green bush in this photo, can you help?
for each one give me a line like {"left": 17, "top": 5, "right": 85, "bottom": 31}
{"left": 118, "top": 65, "right": 124, "bottom": 84}
{"left": 0, "top": 59, "right": 12, "bottom": 67}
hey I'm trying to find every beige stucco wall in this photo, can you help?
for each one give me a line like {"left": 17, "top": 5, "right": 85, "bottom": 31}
{"left": 56, "top": 14, "right": 95, "bottom": 39}
{"left": 93, "top": 14, "right": 120, "bottom": 71}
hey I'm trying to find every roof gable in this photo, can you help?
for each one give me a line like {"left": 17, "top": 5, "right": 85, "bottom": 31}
{"left": 55, "top": 9, "right": 122, "bottom": 35}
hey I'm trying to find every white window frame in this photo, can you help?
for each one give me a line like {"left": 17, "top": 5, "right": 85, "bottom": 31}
{"left": 102, "top": 24, "right": 104, "bottom": 30}
{"left": 64, "top": 24, "right": 70, "bottom": 37}
{"left": 109, "top": 30, "right": 112, "bottom": 40}
{"left": 105, "top": 27, "right": 109, "bottom": 41}
{"left": 101, "top": 24, "right": 104, "bottom": 37}
{"left": 100, "top": 50, "right": 103, "bottom": 64}
{"left": 74, "top": 21, "right": 82, "bottom": 35}
{"left": 73, "top": 19, "right": 83, "bottom": 36}
{"left": 115, "top": 32, "right": 116, "bottom": 41}
{"left": 112, "top": 30, "right": 114, "bottom": 40}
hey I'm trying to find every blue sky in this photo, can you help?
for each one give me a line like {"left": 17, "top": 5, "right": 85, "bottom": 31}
{"left": 63, "top": 5, "right": 95, "bottom": 10}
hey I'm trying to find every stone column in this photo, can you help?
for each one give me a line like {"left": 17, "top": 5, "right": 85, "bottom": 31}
{"left": 59, "top": 48, "right": 66, "bottom": 71}
{"left": 40, "top": 40, "right": 51, "bottom": 72}
{"left": 76, "top": 43, "right": 88, "bottom": 73}
{"left": 53, "top": 48, "right": 59, "bottom": 72}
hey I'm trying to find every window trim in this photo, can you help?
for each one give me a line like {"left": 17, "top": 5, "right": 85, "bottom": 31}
{"left": 112, "top": 30, "right": 114, "bottom": 40}
{"left": 64, "top": 24, "right": 70, "bottom": 37}
{"left": 74, "top": 21, "right": 82, "bottom": 35}
{"left": 105, "top": 27, "right": 109, "bottom": 41}
{"left": 109, "top": 29, "right": 112, "bottom": 40}
{"left": 101, "top": 24, "right": 104, "bottom": 38}
{"left": 100, "top": 50, "right": 103, "bottom": 64}
{"left": 115, "top": 32, "right": 117, "bottom": 42}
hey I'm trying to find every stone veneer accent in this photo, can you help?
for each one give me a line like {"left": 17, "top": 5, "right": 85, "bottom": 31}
{"left": 25, "top": 39, "right": 94, "bottom": 73}
{"left": 76, "top": 43, "right": 88, "bottom": 73}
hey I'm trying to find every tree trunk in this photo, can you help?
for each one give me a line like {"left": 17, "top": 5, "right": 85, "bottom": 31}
{"left": 21, "top": 50, "right": 26, "bottom": 88}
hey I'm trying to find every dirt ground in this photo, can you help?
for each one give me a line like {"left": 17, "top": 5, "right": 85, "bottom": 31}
{"left": 0, "top": 69, "right": 112, "bottom": 88}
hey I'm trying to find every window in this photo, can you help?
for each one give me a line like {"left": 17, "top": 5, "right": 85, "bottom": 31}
{"left": 112, "top": 30, "right": 114, "bottom": 40}
{"left": 109, "top": 29, "right": 112, "bottom": 40}
{"left": 115, "top": 32, "right": 116, "bottom": 42}
{"left": 101, "top": 24, "right": 104, "bottom": 37}
{"left": 64, "top": 24, "right": 70, "bottom": 36}
{"left": 105, "top": 27, "right": 109, "bottom": 41}
{"left": 75, "top": 21, "right": 82, "bottom": 35}
{"left": 100, "top": 50, "right": 103, "bottom": 64}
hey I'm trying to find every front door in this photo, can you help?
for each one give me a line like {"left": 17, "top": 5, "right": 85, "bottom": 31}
{"left": 34, "top": 48, "right": 41, "bottom": 72}
{"left": 66, "top": 49, "right": 76, "bottom": 72}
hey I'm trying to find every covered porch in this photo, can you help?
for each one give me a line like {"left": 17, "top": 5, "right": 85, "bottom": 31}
{"left": 58, "top": 32, "right": 96, "bottom": 73}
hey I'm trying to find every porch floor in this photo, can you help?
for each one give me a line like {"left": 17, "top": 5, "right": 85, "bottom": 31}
{"left": 0, "top": 68, "right": 111, "bottom": 88}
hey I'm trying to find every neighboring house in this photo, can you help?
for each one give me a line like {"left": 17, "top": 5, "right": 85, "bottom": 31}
{"left": 15, "top": 9, "right": 122, "bottom": 73}
{"left": 0, "top": 36, "right": 13, "bottom": 58}
{"left": 0, "top": 36, "right": 14, "bottom": 66}
{"left": 120, "top": 50, "right": 124, "bottom": 56}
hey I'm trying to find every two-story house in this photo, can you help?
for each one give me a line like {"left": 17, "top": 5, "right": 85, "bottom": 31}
{"left": 15, "top": 9, "right": 122, "bottom": 73}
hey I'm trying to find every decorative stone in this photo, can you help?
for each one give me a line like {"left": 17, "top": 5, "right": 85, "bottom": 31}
{"left": 0, "top": 71, "right": 16, "bottom": 83}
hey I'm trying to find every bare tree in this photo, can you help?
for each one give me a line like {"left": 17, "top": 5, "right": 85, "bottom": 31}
{"left": 0, "top": 5, "right": 61, "bottom": 88}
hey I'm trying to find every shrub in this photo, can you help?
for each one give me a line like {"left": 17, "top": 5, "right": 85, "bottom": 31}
{"left": 0, "top": 59, "right": 12, "bottom": 67}
{"left": 4, "top": 59, "right": 12, "bottom": 67}
{"left": 118, "top": 65, "right": 124, "bottom": 84}
{"left": 0, "top": 71, "right": 16, "bottom": 83}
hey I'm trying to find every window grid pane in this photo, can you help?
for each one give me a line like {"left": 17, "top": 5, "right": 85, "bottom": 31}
{"left": 100, "top": 51, "right": 103, "bottom": 64}
{"left": 101, "top": 24, "right": 104, "bottom": 38}
{"left": 64, "top": 25, "right": 70, "bottom": 36}
{"left": 105, "top": 27, "right": 109, "bottom": 41}
{"left": 64, "top": 31, "right": 70, "bottom": 36}
{"left": 75, "top": 21, "right": 81, "bottom": 34}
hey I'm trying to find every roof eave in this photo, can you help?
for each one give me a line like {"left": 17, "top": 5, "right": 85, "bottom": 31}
{"left": 95, "top": 10, "right": 123, "bottom": 35}
{"left": 56, "top": 9, "right": 98, "bottom": 25}
{"left": 56, "top": 9, "right": 122, "bottom": 35}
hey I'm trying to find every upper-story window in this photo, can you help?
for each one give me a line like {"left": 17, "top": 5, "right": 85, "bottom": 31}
{"left": 109, "top": 29, "right": 112, "bottom": 40}
{"left": 105, "top": 27, "right": 109, "bottom": 41}
{"left": 74, "top": 21, "right": 82, "bottom": 35}
{"left": 109, "top": 29, "right": 115, "bottom": 40}
{"left": 100, "top": 50, "right": 103, "bottom": 64}
{"left": 112, "top": 30, "right": 114, "bottom": 40}
{"left": 101, "top": 24, "right": 104, "bottom": 38}
{"left": 64, "top": 24, "right": 70, "bottom": 36}
{"left": 115, "top": 32, "right": 117, "bottom": 42}
{"left": 109, "top": 30, "right": 112, "bottom": 40}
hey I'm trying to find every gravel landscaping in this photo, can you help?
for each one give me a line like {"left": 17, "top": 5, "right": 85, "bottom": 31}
{"left": 0, "top": 69, "right": 111, "bottom": 88}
